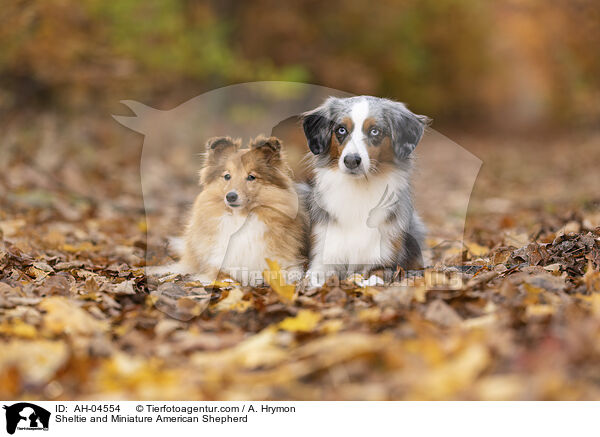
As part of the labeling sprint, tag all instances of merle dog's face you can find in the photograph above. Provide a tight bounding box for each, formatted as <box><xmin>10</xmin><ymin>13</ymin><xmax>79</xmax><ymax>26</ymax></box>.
<box><xmin>302</xmin><ymin>96</ymin><xmax>430</xmax><ymax>175</ymax></box>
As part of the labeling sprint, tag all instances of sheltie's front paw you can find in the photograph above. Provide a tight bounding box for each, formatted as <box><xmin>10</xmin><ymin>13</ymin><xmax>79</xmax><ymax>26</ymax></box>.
<box><xmin>190</xmin><ymin>274</ymin><xmax>216</xmax><ymax>286</ymax></box>
<box><xmin>284</xmin><ymin>266</ymin><xmax>304</xmax><ymax>285</ymax></box>
<box><xmin>297</xmin><ymin>269</ymin><xmax>326</xmax><ymax>294</ymax></box>
<box><xmin>145</xmin><ymin>263</ymin><xmax>187</xmax><ymax>277</ymax></box>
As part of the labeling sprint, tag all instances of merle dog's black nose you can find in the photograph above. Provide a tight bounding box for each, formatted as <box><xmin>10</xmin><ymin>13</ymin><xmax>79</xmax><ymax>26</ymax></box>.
<box><xmin>226</xmin><ymin>191</ymin><xmax>238</xmax><ymax>203</ymax></box>
<box><xmin>344</xmin><ymin>154</ymin><xmax>362</xmax><ymax>170</ymax></box>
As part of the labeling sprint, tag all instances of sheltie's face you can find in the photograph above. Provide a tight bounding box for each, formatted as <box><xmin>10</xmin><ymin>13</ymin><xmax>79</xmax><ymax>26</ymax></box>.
<box><xmin>199</xmin><ymin>136</ymin><xmax>292</xmax><ymax>212</ymax></box>
<box><xmin>302</xmin><ymin>96</ymin><xmax>430</xmax><ymax>176</ymax></box>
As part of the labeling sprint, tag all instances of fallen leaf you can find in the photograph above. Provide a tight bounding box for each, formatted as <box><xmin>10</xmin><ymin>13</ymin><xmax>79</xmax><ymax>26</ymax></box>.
<box><xmin>40</xmin><ymin>296</ymin><xmax>109</xmax><ymax>336</ymax></box>
<box><xmin>358</xmin><ymin>307</ymin><xmax>382</xmax><ymax>322</ymax></box>
<box><xmin>279</xmin><ymin>310</ymin><xmax>322</xmax><ymax>332</ymax></box>
<box><xmin>263</xmin><ymin>258</ymin><xmax>296</xmax><ymax>303</ymax></box>
<box><xmin>111</xmin><ymin>279</ymin><xmax>137</xmax><ymax>295</ymax></box>
<box><xmin>466</xmin><ymin>242</ymin><xmax>490</xmax><ymax>257</ymax></box>
<box><xmin>0</xmin><ymin>219</ymin><xmax>26</xmax><ymax>237</ymax></box>
<box><xmin>584</xmin><ymin>260</ymin><xmax>600</xmax><ymax>292</ymax></box>
<box><xmin>214</xmin><ymin>288</ymin><xmax>251</xmax><ymax>312</ymax></box>
<box><xmin>0</xmin><ymin>340</ymin><xmax>69</xmax><ymax>386</ymax></box>
<box><xmin>0</xmin><ymin>319</ymin><xmax>38</xmax><ymax>339</ymax></box>
<box><xmin>424</xmin><ymin>299</ymin><xmax>463</xmax><ymax>327</ymax></box>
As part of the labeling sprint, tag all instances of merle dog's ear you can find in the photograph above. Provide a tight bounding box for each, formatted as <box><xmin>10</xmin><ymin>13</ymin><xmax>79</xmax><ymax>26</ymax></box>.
<box><xmin>302</xmin><ymin>105</ymin><xmax>333</xmax><ymax>155</ymax></box>
<box><xmin>387</xmin><ymin>102</ymin><xmax>431</xmax><ymax>160</ymax></box>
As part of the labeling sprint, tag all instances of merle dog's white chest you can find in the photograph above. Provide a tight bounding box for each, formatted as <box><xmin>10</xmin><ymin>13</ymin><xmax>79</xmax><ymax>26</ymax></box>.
<box><xmin>312</xmin><ymin>168</ymin><xmax>410</xmax><ymax>266</ymax></box>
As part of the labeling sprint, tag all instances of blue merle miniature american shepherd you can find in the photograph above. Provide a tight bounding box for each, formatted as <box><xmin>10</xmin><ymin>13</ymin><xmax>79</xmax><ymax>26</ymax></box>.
<box><xmin>301</xmin><ymin>96</ymin><xmax>430</xmax><ymax>287</ymax></box>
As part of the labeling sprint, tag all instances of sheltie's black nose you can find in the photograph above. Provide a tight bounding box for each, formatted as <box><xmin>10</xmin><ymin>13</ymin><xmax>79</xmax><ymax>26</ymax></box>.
<box><xmin>226</xmin><ymin>191</ymin><xmax>238</xmax><ymax>203</ymax></box>
<box><xmin>343</xmin><ymin>154</ymin><xmax>362</xmax><ymax>170</ymax></box>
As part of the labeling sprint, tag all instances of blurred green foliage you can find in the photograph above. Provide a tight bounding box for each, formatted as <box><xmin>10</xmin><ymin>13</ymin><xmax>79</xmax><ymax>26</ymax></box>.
<box><xmin>0</xmin><ymin>0</ymin><xmax>598</xmax><ymax>126</ymax></box>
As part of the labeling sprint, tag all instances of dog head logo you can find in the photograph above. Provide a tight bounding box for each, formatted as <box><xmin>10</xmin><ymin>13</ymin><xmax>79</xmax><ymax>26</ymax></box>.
<box><xmin>113</xmin><ymin>82</ymin><xmax>481</xmax><ymax>318</ymax></box>
<box><xmin>3</xmin><ymin>403</ymin><xmax>50</xmax><ymax>434</ymax></box>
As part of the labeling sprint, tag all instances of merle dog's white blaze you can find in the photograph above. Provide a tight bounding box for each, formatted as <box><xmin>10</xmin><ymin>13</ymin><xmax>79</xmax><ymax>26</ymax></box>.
<box><xmin>338</xmin><ymin>99</ymin><xmax>370</xmax><ymax>173</ymax></box>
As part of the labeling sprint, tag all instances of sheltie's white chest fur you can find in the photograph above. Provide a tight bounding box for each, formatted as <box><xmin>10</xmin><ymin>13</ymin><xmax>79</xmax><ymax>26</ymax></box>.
<box><xmin>207</xmin><ymin>212</ymin><xmax>268</xmax><ymax>276</ymax></box>
<box><xmin>312</xmin><ymin>167</ymin><xmax>410</xmax><ymax>266</ymax></box>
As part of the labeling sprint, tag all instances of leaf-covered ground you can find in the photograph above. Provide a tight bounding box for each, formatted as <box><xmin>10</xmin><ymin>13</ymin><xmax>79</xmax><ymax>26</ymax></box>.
<box><xmin>1</xmin><ymin>116</ymin><xmax>600</xmax><ymax>400</ymax></box>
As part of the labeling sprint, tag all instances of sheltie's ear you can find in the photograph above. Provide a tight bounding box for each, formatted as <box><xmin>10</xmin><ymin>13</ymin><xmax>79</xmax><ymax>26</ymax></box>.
<box><xmin>249</xmin><ymin>136</ymin><xmax>282</xmax><ymax>164</ymax></box>
<box><xmin>200</xmin><ymin>137</ymin><xmax>239</xmax><ymax>185</ymax></box>
<box><xmin>205</xmin><ymin>136</ymin><xmax>238</xmax><ymax>163</ymax></box>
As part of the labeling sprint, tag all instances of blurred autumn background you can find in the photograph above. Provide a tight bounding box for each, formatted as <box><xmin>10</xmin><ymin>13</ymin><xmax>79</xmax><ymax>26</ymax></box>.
<box><xmin>1</xmin><ymin>0</ymin><xmax>600</xmax><ymax>401</ymax></box>
<box><xmin>2</xmin><ymin>0</ymin><xmax>600</xmax><ymax>125</ymax></box>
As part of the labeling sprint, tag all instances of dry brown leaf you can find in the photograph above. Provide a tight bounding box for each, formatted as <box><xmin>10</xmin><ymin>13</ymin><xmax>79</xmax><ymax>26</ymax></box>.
<box><xmin>425</xmin><ymin>299</ymin><xmax>463</xmax><ymax>327</ymax></box>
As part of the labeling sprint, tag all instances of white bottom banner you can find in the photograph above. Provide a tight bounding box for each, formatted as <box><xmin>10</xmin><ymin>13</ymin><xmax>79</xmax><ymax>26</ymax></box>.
<box><xmin>0</xmin><ymin>401</ymin><xmax>597</xmax><ymax>436</ymax></box>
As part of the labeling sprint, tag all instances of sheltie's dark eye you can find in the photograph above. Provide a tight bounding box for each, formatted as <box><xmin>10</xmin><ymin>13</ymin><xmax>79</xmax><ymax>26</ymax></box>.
<box><xmin>246</xmin><ymin>174</ymin><xmax>256</xmax><ymax>181</ymax></box>
<box><xmin>223</xmin><ymin>173</ymin><xmax>231</xmax><ymax>181</ymax></box>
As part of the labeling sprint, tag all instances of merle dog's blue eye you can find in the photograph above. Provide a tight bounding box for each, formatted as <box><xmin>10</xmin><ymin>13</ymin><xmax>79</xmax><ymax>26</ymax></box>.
<box><xmin>336</xmin><ymin>126</ymin><xmax>347</xmax><ymax>136</ymax></box>
<box><xmin>246</xmin><ymin>174</ymin><xmax>256</xmax><ymax>181</ymax></box>
<box><xmin>224</xmin><ymin>174</ymin><xmax>231</xmax><ymax>180</ymax></box>
<box><xmin>370</xmin><ymin>127</ymin><xmax>380</xmax><ymax>136</ymax></box>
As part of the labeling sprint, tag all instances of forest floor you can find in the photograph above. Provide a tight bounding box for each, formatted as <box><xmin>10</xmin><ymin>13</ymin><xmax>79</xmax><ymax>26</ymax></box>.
<box><xmin>1</xmin><ymin>114</ymin><xmax>600</xmax><ymax>400</ymax></box>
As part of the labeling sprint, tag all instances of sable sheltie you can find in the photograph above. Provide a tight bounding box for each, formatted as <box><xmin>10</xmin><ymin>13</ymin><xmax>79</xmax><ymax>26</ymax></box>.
<box><xmin>178</xmin><ymin>135</ymin><xmax>307</xmax><ymax>285</ymax></box>
<box><xmin>301</xmin><ymin>96</ymin><xmax>430</xmax><ymax>287</ymax></box>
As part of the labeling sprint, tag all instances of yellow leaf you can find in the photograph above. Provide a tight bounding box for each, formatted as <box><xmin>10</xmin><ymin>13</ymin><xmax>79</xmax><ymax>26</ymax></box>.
<box><xmin>279</xmin><ymin>310</ymin><xmax>322</xmax><ymax>332</ymax></box>
<box><xmin>214</xmin><ymin>288</ymin><xmax>251</xmax><ymax>312</ymax></box>
<box><xmin>191</xmin><ymin>327</ymin><xmax>286</xmax><ymax>369</ymax></box>
<box><xmin>414</xmin><ymin>343</ymin><xmax>490</xmax><ymax>399</ymax></box>
<box><xmin>475</xmin><ymin>375</ymin><xmax>523</xmax><ymax>401</ymax></box>
<box><xmin>413</xmin><ymin>285</ymin><xmax>428</xmax><ymax>303</ymax></box>
<box><xmin>137</xmin><ymin>218</ymin><xmax>148</xmax><ymax>232</ymax></box>
<box><xmin>445</xmin><ymin>246</ymin><xmax>464</xmax><ymax>256</ymax></box>
<box><xmin>358</xmin><ymin>307</ymin><xmax>381</xmax><ymax>322</ymax></box>
<box><xmin>189</xmin><ymin>278</ymin><xmax>238</xmax><ymax>288</ymax></box>
<box><xmin>0</xmin><ymin>340</ymin><xmax>68</xmax><ymax>386</ymax></box>
<box><xmin>584</xmin><ymin>260</ymin><xmax>600</xmax><ymax>292</ymax></box>
<box><xmin>525</xmin><ymin>304</ymin><xmax>555</xmax><ymax>318</ymax></box>
<box><xmin>362</xmin><ymin>286</ymin><xmax>381</xmax><ymax>297</ymax></box>
<box><xmin>577</xmin><ymin>293</ymin><xmax>600</xmax><ymax>316</ymax></box>
<box><xmin>320</xmin><ymin>319</ymin><xmax>344</xmax><ymax>334</ymax></box>
<box><xmin>263</xmin><ymin>258</ymin><xmax>296</xmax><ymax>302</ymax></box>
<box><xmin>466</xmin><ymin>242</ymin><xmax>489</xmax><ymax>257</ymax></box>
<box><xmin>523</xmin><ymin>283</ymin><xmax>544</xmax><ymax>305</ymax></box>
<box><xmin>61</xmin><ymin>242</ymin><xmax>99</xmax><ymax>253</ymax></box>
<box><xmin>95</xmin><ymin>353</ymin><xmax>184</xmax><ymax>398</ymax></box>
<box><xmin>0</xmin><ymin>319</ymin><xmax>38</xmax><ymax>339</ymax></box>
<box><xmin>209</xmin><ymin>280</ymin><xmax>239</xmax><ymax>288</ymax></box>
<box><xmin>40</xmin><ymin>296</ymin><xmax>109</xmax><ymax>336</ymax></box>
